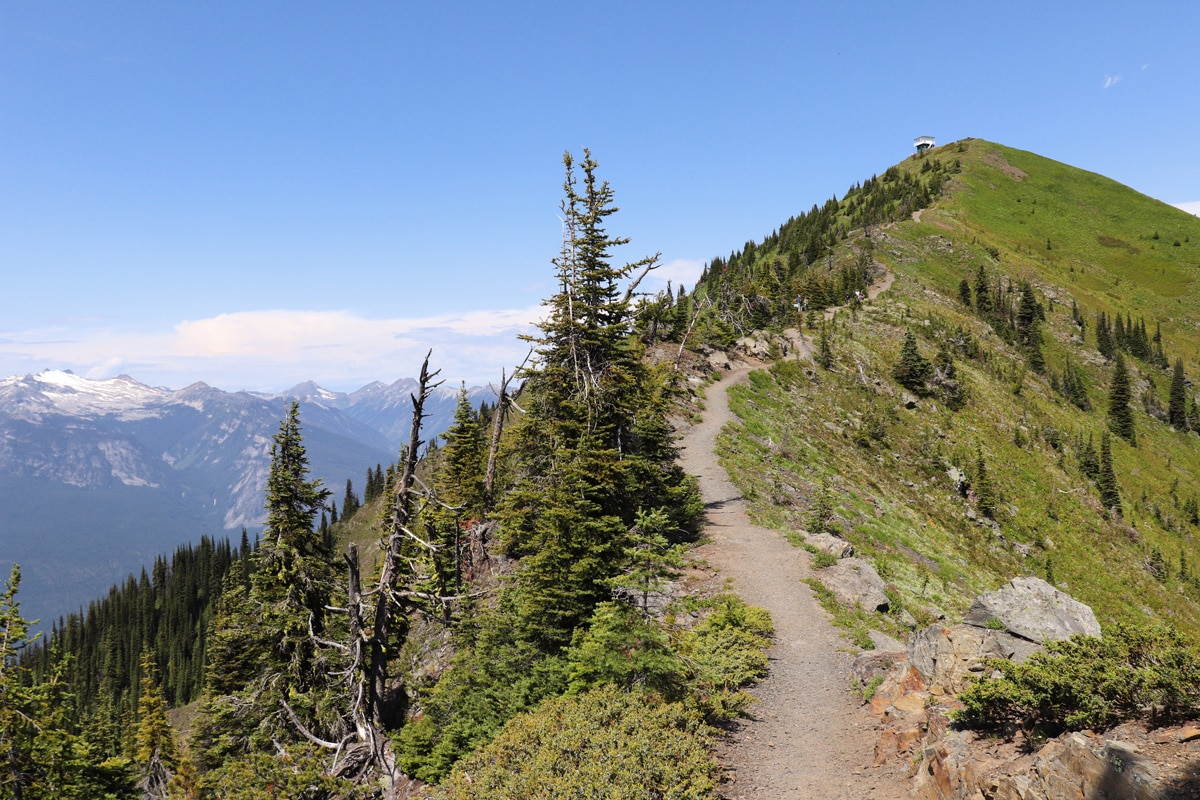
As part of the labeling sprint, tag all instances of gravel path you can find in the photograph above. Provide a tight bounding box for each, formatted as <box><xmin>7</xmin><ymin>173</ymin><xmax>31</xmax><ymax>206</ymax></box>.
<box><xmin>679</xmin><ymin>366</ymin><xmax>908</xmax><ymax>800</ymax></box>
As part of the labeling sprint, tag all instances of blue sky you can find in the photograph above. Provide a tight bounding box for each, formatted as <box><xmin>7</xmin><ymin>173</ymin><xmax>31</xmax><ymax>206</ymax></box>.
<box><xmin>3</xmin><ymin>1</ymin><xmax>1198</xmax><ymax>392</ymax></box>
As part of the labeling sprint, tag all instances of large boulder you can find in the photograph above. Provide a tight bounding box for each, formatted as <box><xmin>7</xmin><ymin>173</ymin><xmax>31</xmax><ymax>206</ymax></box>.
<box><xmin>818</xmin><ymin>557</ymin><xmax>890</xmax><ymax>613</ymax></box>
<box><xmin>907</xmin><ymin>623</ymin><xmax>1011</xmax><ymax>694</ymax></box>
<box><xmin>963</xmin><ymin>576</ymin><xmax>1101</xmax><ymax>644</ymax></box>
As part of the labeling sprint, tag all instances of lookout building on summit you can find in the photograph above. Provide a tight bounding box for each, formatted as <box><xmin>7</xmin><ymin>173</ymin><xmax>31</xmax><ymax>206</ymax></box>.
<box><xmin>914</xmin><ymin>136</ymin><xmax>936</xmax><ymax>154</ymax></box>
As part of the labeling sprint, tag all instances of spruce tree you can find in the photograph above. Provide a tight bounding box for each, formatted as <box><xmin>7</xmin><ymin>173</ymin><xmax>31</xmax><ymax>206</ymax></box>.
<box><xmin>1097</xmin><ymin>432</ymin><xmax>1121</xmax><ymax>514</ymax></box>
<box><xmin>191</xmin><ymin>402</ymin><xmax>344</xmax><ymax>772</ymax></box>
<box><xmin>815</xmin><ymin>324</ymin><xmax>834</xmax><ymax>370</ymax></box>
<box><xmin>1107</xmin><ymin>351</ymin><xmax>1136</xmax><ymax>445</ymax></box>
<box><xmin>342</xmin><ymin>478</ymin><xmax>359</xmax><ymax>519</ymax></box>
<box><xmin>1060</xmin><ymin>357</ymin><xmax>1091</xmax><ymax>411</ymax></box>
<box><xmin>133</xmin><ymin>650</ymin><xmax>176</xmax><ymax>799</ymax></box>
<box><xmin>975</xmin><ymin>449</ymin><xmax>997</xmax><ymax>520</ymax></box>
<box><xmin>1016</xmin><ymin>281</ymin><xmax>1044</xmax><ymax>373</ymax></box>
<box><xmin>1169</xmin><ymin>358</ymin><xmax>1189</xmax><ymax>431</ymax></box>
<box><xmin>440</xmin><ymin>384</ymin><xmax>486</xmax><ymax>512</ymax></box>
<box><xmin>438</xmin><ymin>150</ymin><xmax>700</xmax><ymax>674</ymax></box>
<box><xmin>894</xmin><ymin>329</ymin><xmax>933</xmax><ymax>393</ymax></box>
<box><xmin>1077</xmin><ymin>432</ymin><xmax>1099</xmax><ymax>480</ymax></box>
<box><xmin>974</xmin><ymin>264</ymin><xmax>993</xmax><ymax>316</ymax></box>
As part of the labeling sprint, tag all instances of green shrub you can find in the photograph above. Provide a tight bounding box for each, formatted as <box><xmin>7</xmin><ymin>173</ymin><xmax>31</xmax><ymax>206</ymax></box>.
<box><xmin>954</xmin><ymin>622</ymin><xmax>1200</xmax><ymax>738</ymax></box>
<box><xmin>427</xmin><ymin>686</ymin><xmax>717</xmax><ymax>800</ymax></box>
<box><xmin>566</xmin><ymin>602</ymin><xmax>687</xmax><ymax>696</ymax></box>
<box><xmin>811</xmin><ymin>551</ymin><xmax>838</xmax><ymax>569</ymax></box>
<box><xmin>677</xmin><ymin>594</ymin><xmax>773</xmax><ymax>722</ymax></box>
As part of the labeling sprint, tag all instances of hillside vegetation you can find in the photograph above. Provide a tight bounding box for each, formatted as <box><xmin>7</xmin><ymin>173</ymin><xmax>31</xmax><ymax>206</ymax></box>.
<box><xmin>4</xmin><ymin>140</ymin><xmax>1199</xmax><ymax>798</ymax></box>
<box><xmin>698</xmin><ymin>138</ymin><xmax>1200</xmax><ymax>636</ymax></box>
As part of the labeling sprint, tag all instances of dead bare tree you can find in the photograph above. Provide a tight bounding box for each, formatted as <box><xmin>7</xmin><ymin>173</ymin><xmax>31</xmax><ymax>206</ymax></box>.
<box><xmin>483</xmin><ymin>348</ymin><xmax>532</xmax><ymax>513</ymax></box>
<box><xmin>334</xmin><ymin>351</ymin><xmax>442</xmax><ymax>787</ymax></box>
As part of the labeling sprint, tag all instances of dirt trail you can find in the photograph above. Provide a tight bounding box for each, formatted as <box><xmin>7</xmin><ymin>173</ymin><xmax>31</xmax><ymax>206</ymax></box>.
<box><xmin>680</xmin><ymin>368</ymin><xmax>907</xmax><ymax>799</ymax></box>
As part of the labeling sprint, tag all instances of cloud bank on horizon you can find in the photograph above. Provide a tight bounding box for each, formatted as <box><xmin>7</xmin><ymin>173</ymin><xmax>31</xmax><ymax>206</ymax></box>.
<box><xmin>0</xmin><ymin>259</ymin><xmax>703</xmax><ymax>393</ymax></box>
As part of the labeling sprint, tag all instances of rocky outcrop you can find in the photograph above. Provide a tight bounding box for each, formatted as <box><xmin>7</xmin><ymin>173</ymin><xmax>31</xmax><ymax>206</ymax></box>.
<box><xmin>912</xmin><ymin>728</ymin><xmax>1167</xmax><ymax>800</ymax></box>
<box><xmin>963</xmin><ymin>576</ymin><xmax>1101</xmax><ymax>644</ymax></box>
<box><xmin>859</xmin><ymin>579</ymin><xmax>1199</xmax><ymax>800</ymax></box>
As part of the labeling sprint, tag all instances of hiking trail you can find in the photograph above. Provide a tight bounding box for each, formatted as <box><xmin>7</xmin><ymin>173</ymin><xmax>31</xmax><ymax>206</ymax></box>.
<box><xmin>678</xmin><ymin>269</ymin><xmax>908</xmax><ymax>799</ymax></box>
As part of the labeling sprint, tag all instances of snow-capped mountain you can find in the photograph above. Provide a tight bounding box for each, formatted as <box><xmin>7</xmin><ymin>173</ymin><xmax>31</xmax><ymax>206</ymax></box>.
<box><xmin>0</xmin><ymin>369</ymin><xmax>495</xmax><ymax>629</ymax></box>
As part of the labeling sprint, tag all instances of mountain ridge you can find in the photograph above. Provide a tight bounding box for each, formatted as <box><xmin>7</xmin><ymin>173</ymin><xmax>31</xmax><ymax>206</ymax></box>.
<box><xmin>0</xmin><ymin>367</ymin><xmax>497</xmax><ymax>628</ymax></box>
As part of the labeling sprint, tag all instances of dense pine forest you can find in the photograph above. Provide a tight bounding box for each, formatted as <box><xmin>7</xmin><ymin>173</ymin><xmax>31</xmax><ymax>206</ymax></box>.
<box><xmin>3</xmin><ymin>139</ymin><xmax>1200</xmax><ymax>798</ymax></box>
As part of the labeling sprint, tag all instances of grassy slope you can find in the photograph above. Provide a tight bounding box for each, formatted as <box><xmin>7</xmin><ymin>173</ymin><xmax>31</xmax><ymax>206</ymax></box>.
<box><xmin>716</xmin><ymin>138</ymin><xmax>1200</xmax><ymax>635</ymax></box>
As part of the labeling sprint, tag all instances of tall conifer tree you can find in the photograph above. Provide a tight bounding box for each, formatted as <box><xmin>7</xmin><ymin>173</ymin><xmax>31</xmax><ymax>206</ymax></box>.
<box><xmin>1098</xmin><ymin>432</ymin><xmax>1121</xmax><ymax>514</ymax></box>
<box><xmin>1107</xmin><ymin>351</ymin><xmax>1136</xmax><ymax>445</ymax></box>
<box><xmin>1169</xmin><ymin>358</ymin><xmax>1189</xmax><ymax>431</ymax></box>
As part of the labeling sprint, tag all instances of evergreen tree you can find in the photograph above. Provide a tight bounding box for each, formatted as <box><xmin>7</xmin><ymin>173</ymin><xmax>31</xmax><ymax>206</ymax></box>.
<box><xmin>815</xmin><ymin>324</ymin><xmax>834</xmax><ymax>370</ymax></box>
<box><xmin>342</xmin><ymin>478</ymin><xmax>359</xmax><ymax>519</ymax></box>
<box><xmin>973</xmin><ymin>264</ymin><xmax>993</xmax><ymax>316</ymax></box>
<box><xmin>399</xmin><ymin>153</ymin><xmax>703</xmax><ymax>778</ymax></box>
<box><xmin>190</xmin><ymin>402</ymin><xmax>344</xmax><ymax>771</ymax></box>
<box><xmin>0</xmin><ymin>565</ymin><xmax>38</xmax><ymax>796</ymax></box>
<box><xmin>0</xmin><ymin>567</ymin><xmax>134</xmax><ymax>799</ymax></box>
<box><xmin>1076</xmin><ymin>432</ymin><xmax>1099</xmax><ymax>480</ymax></box>
<box><xmin>1169</xmin><ymin>358</ymin><xmax>1189</xmax><ymax>431</ymax></box>
<box><xmin>1097</xmin><ymin>432</ymin><xmax>1121</xmax><ymax>514</ymax></box>
<box><xmin>975</xmin><ymin>449</ymin><xmax>997</xmax><ymax>520</ymax></box>
<box><xmin>504</xmin><ymin>150</ymin><xmax>700</xmax><ymax>631</ymax></box>
<box><xmin>1058</xmin><ymin>357</ymin><xmax>1092</xmax><ymax>411</ymax></box>
<box><xmin>1016</xmin><ymin>281</ymin><xmax>1044</xmax><ymax>373</ymax></box>
<box><xmin>133</xmin><ymin>650</ymin><xmax>176</xmax><ymax>800</ymax></box>
<box><xmin>958</xmin><ymin>277</ymin><xmax>972</xmax><ymax>306</ymax></box>
<box><xmin>893</xmin><ymin>329</ymin><xmax>933</xmax><ymax>393</ymax></box>
<box><xmin>1107</xmin><ymin>351</ymin><xmax>1136</xmax><ymax>445</ymax></box>
<box><xmin>440</xmin><ymin>384</ymin><xmax>486</xmax><ymax>513</ymax></box>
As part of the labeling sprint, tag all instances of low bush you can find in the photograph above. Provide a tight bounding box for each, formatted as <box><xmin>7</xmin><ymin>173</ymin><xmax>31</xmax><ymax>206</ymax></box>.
<box><xmin>427</xmin><ymin>685</ymin><xmax>718</xmax><ymax>800</ymax></box>
<box><xmin>954</xmin><ymin>622</ymin><xmax>1200</xmax><ymax>738</ymax></box>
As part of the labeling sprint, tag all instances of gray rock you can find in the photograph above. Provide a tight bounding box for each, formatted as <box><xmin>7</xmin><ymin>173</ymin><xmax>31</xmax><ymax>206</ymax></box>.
<box><xmin>963</xmin><ymin>576</ymin><xmax>1101</xmax><ymax>644</ymax></box>
<box><xmin>946</xmin><ymin>466</ymin><xmax>967</xmax><ymax>494</ymax></box>
<box><xmin>819</xmin><ymin>557</ymin><xmax>890</xmax><ymax>613</ymax></box>
<box><xmin>867</xmin><ymin>630</ymin><xmax>907</xmax><ymax>653</ymax></box>
<box><xmin>735</xmin><ymin>336</ymin><xmax>771</xmax><ymax>358</ymax></box>
<box><xmin>805</xmin><ymin>531</ymin><xmax>855</xmax><ymax>558</ymax></box>
<box><xmin>908</xmin><ymin>623</ymin><xmax>1012</xmax><ymax>694</ymax></box>
<box><xmin>852</xmin><ymin>650</ymin><xmax>907</xmax><ymax>686</ymax></box>
<box><xmin>707</xmin><ymin>350</ymin><xmax>731</xmax><ymax>371</ymax></box>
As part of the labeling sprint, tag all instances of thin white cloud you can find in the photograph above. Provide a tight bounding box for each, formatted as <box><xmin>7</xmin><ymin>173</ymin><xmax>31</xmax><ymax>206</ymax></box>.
<box><xmin>1176</xmin><ymin>201</ymin><xmax>1200</xmax><ymax>217</ymax></box>
<box><xmin>1103</xmin><ymin>74</ymin><xmax>1121</xmax><ymax>89</ymax></box>
<box><xmin>0</xmin><ymin>306</ymin><xmax>547</xmax><ymax>391</ymax></box>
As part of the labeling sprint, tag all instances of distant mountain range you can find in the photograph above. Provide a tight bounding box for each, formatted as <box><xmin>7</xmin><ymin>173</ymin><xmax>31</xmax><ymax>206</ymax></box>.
<box><xmin>0</xmin><ymin>369</ymin><xmax>496</xmax><ymax>628</ymax></box>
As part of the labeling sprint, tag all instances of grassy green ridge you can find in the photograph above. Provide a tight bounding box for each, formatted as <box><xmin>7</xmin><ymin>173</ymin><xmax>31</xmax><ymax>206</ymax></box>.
<box><xmin>714</xmin><ymin>139</ymin><xmax>1200</xmax><ymax>637</ymax></box>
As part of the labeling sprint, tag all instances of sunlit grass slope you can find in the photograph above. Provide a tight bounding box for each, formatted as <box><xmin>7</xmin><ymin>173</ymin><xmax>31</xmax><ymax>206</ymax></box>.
<box><xmin>716</xmin><ymin>138</ymin><xmax>1200</xmax><ymax>636</ymax></box>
